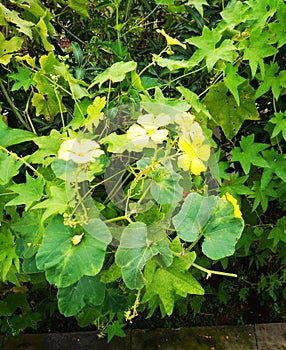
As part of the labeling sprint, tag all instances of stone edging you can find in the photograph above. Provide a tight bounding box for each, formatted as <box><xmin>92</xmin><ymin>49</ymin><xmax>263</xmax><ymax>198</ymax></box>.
<box><xmin>2</xmin><ymin>323</ymin><xmax>286</xmax><ymax>350</ymax></box>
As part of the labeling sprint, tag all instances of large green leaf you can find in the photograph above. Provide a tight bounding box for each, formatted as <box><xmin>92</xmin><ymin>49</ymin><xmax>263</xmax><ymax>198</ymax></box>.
<box><xmin>172</xmin><ymin>193</ymin><xmax>244</xmax><ymax>260</ymax></box>
<box><xmin>0</xmin><ymin>119</ymin><xmax>37</xmax><ymax>147</ymax></box>
<box><xmin>58</xmin><ymin>275</ymin><xmax>105</xmax><ymax>317</ymax></box>
<box><xmin>36</xmin><ymin>216</ymin><xmax>112</xmax><ymax>288</ymax></box>
<box><xmin>142</xmin><ymin>255</ymin><xmax>204</xmax><ymax>316</ymax></box>
<box><xmin>115</xmin><ymin>222</ymin><xmax>173</xmax><ymax>289</ymax></box>
<box><xmin>198</xmin><ymin>81</ymin><xmax>259</xmax><ymax>139</ymax></box>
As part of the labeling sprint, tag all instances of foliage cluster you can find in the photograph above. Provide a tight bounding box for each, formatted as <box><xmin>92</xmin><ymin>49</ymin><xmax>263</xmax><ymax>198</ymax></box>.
<box><xmin>0</xmin><ymin>0</ymin><xmax>286</xmax><ymax>341</ymax></box>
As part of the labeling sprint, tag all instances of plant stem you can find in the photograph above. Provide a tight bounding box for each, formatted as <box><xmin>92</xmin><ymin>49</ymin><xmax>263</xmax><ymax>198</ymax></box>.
<box><xmin>0</xmin><ymin>80</ymin><xmax>31</xmax><ymax>131</ymax></box>
<box><xmin>191</xmin><ymin>262</ymin><xmax>237</xmax><ymax>278</ymax></box>
<box><xmin>0</xmin><ymin>146</ymin><xmax>43</xmax><ymax>178</ymax></box>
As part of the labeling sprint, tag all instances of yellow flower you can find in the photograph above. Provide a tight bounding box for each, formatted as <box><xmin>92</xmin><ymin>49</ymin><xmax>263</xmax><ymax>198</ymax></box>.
<box><xmin>177</xmin><ymin>122</ymin><xmax>210</xmax><ymax>175</ymax></box>
<box><xmin>127</xmin><ymin>113</ymin><xmax>169</xmax><ymax>148</ymax></box>
<box><xmin>174</xmin><ymin>112</ymin><xmax>195</xmax><ymax>135</ymax></box>
<box><xmin>58</xmin><ymin>138</ymin><xmax>104</xmax><ymax>164</ymax></box>
<box><xmin>157</xmin><ymin>29</ymin><xmax>187</xmax><ymax>50</ymax></box>
<box><xmin>222</xmin><ymin>192</ymin><xmax>243</xmax><ymax>219</ymax></box>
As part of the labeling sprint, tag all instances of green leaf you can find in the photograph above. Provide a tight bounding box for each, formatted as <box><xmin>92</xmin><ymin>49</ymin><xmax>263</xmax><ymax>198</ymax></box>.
<box><xmin>187</xmin><ymin>26</ymin><xmax>236</xmax><ymax>71</ymax></box>
<box><xmin>246</xmin><ymin>0</ymin><xmax>280</xmax><ymax>30</ymax></box>
<box><xmin>268</xmin><ymin>217</ymin><xmax>286</xmax><ymax>247</ymax></box>
<box><xmin>84</xmin><ymin>96</ymin><xmax>106</xmax><ymax>131</ymax></box>
<box><xmin>105</xmin><ymin>320</ymin><xmax>126</xmax><ymax>343</ymax></box>
<box><xmin>177</xmin><ymin>86</ymin><xmax>211</xmax><ymax>119</ymax></box>
<box><xmin>70</xmin><ymin>42</ymin><xmax>83</xmax><ymax>65</ymax></box>
<box><xmin>9</xmin><ymin>67</ymin><xmax>35</xmax><ymax>91</ymax></box>
<box><xmin>0</xmin><ymin>32</ymin><xmax>23</xmax><ymax>65</ymax></box>
<box><xmin>230</xmin><ymin>134</ymin><xmax>269</xmax><ymax>174</ymax></box>
<box><xmin>219</xmin><ymin>1</ymin><xmax>249</xmax><ymax>31</ymax></box>
<box><xmin>199</xmin><ymin>81</ymin><xmax>259</xmax><ymax>139</ymax></box>
<box><xmin>142</xmin><ymin>256</ymin><xmax>204</xmax><ymax>316</ymax></box>
<box><xmin>58</xmin><ymin>275</ymin><xmax>105</xmax><ymax>317</ymax></box>
<box><xmin>268</xmin><ymin>112</ymin><xmax>286</xmax><ymax>140</ymax></box>
<box><xmin>34</xmin><ymin>17</ymin><xmax>54</xmax><ymax>51</ymax></box>
<box><xmin>51</xmin><ymin>157</ymin><xmax>108</xmax><ymax>182</ymax></box>
<box><xmin>185</xmin><ymin>0</ymin><xmax>209</xmax><ymax>17</ymax></box>
<box><xmin>0</xmin><ymin>229</ymin><xmax>20</xmax><ymax>281</ymax></box>
<box><xmin>172</xmin><ymin>193</ymin><xmax>244</xmax><ymax>260</ymax></box>
<box><xmin>12</xmin><ymin>210</ymin><xmax>44</xmax><ymax>259</ymax></box>
<box><xmin>32</xmin><ymin>185</ymin><xmax>70</xmax><ymax>222</ymax></box>
<box><xmin>92</xmin><ymin>61</ymin><xmax>137</xmax><ymax>88</ymax></box>
<box><xmin>6</xmin><ymin>173</ymin><xmax>44</xmax><ymax>210</ymax></box>
<box><xmin>0</xmin><ymin>4</ymin><xmax>33</xmax><ymax>38</ymax></box>
<box><xmin>27</xmin><ymin>130</ymin><xmax>65</xmax><ymax>166</ymax></box>
<box><xmin>239</xmin><ymin>29</ymin><xmax>278</xmax><ymax>78</ymax></box>
<box><xmin>223</xmin><ymin>63</ymin><xmax>246</xmax><ymax>106</ymax></box>
<box><xmin>154</xmin><ymin>55</ymin><xmax>196</xmax><ymax>71</ymax></box>
<box><xmin>149</xmin><ymin>164</ymin><xmax>183</xmax><ymax>205</ymax></box>
<box><xmin>68</xmin><ymin>0</ymin><xmax>90</xmax><ymax>18</ymax></box>
<box><xmin>255</xmin><ymin>62</ymin><xmax>286</xmax><ymax>100</ymax></box>
<box><xmin>36</xmin><ymin>216</ymin><xmax>112</xmax><ymax>288</ymax></box>
<box><xmin>31</xmin><ymin>92</ymin><xmax>60</xmax><ymax>122</ymax></box>
<box><xmin>0</xmin><ymin>151</ymin><xmax>22</xmax><ymax>185</ymax></box>
<box><xmin>220</xmin><ymin>173</ymin><xmax>253</xmax><ymax>197</ymax></box>
<box><xmin>141</xmin><ymin>86</ymin><xmax>190</xmax><ymax>115</ymax></box>
<box><xmin>261</xmin><ymin>149</ymin><xmax>286</xmax><ymax>188</ymax></box>
<box><xmin>0</xmin><ymin>120</ymin><xmax>37</xmax><ymax>147</ymax></box>
<box><xmin>249</xmin><ymin>180</ymin><xmax>277</xmax><ymax>212</ymax></box>
<box><xmin>115</xmin><ymin>222</ymin><xmax>173</xmax><ymax>289</ymax></box>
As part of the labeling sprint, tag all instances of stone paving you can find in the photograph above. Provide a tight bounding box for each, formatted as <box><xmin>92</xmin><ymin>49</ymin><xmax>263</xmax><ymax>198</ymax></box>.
<box><xmin>2</xmin><ymin>324</ymin><xmax>286</xmax><ymax>350</ymax></box>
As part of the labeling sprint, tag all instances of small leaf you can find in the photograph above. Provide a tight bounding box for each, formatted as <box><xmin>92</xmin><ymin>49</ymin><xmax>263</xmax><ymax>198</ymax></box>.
<box><xmin>268</xmin><ymin>217</ymin><xmax>286</xmax><ymax>247</ymax></box>
<box><xmin>6</xmin><ymin>173</ymin><xmax>44</xmax><ymax>211</ymax></box>
<box><xmin>70</xmin><ymin>42</ymin><xmax>83</xmax><ymax>65</ymax></box>
<box><xmin>223</xmin><ymin>63</ymin><xmax>245</xmax><ymax>106</ymax></box>
<box><xmin>177</xmin><ymin>86</ymin><xmax>211</xmax><ymax>119</ymax></box>
<box><xmin>32</xmin><ymin>185</ymin><xmax>70</xmax><ymax>222</ymax></box>
<box><xmin>230</xmin><ymin>134</ymin><xmax>269</xmax><ymax>174</ymax></box>
<box><xmin>0</xmin><ymin>32</ymin><xmax>23</xmax><ymax>65</ymax></box>
<box><xmin>142</xmin><ymin>257</ymin><xmax>204</xmax><ymax>316</ymax></box>
<box><xmin>34</xmin><ymin>17</ymin><xmax>54</xmax><ymax>51</ymax></box>
<box><xmin>187</xmin><ymin>27</ymin><xmax>236</xmax><ymax>71</ymax></box>
<box><xmin>105</xmin><ymin>320</ymin><xmax>126</xmax><ymax>343</ymax></box>
<box><xmin>68</xmin><ymin>0</ymin><xmax>90</xmax><ymax>18</ymax></box>
<box><xmin>185</xmin><ymin>0</ymin><xmax>209</xmax><ymax>17</ymax></box>
<box><xmin>9</xmin><ymin>67</ymin><xmax>35</xmax><ymax>91</ymax></box>
<box><xmin>92</xmin><ymin>61</ymin><xmax>137</xmax><ymax>88</ymax></box>
<box><xmin>0</xmin><ymin>229</ymin><xmax>20</xmax><ymax>281</ymax></box>
<box><xmin>0</xmin><ymin>151</ymin><xmax>22</xmax><ymax>185</ymax></box>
